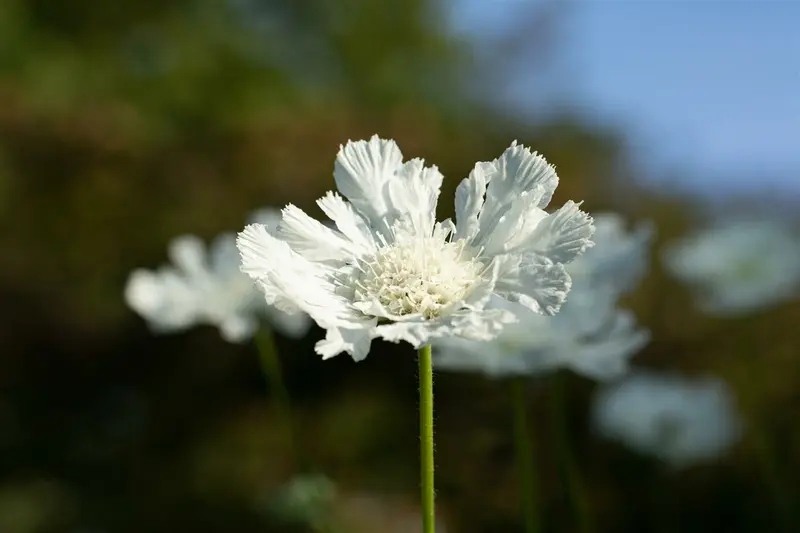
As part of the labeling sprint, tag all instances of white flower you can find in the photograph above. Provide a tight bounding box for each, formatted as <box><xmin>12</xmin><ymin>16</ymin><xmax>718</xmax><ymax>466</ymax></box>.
<box><xmin>263</xmin><ymin>474</ymin><xmax>337</xmax><ymax>526</ymax></box>
<box><xmin>592</xmin><ymin>372</ymin><xmax>742</xmax><ymax>467</ymax></box>
<box><xmin>125</xmin><ymin>209</ymin><xmax>311</xmax><ymax>342</ymax></box>
<box><xmin>434</xmin><ymin>214</ymin><xmax>651</xmax><ymax>380</ymax></box>
<box><xmin>569</xmin><ymin>213</ymin><xmax>653</xmax><ymax>294</ymax></box>
<box><xmin>663</xmin><ymin>218</ymin><xmax>800</xmax><ymax>315</ymax></box>
<box><xmin>237</xmin><ymin>136</ymin><xmax>595</xmax><ymax>361</ymax></box>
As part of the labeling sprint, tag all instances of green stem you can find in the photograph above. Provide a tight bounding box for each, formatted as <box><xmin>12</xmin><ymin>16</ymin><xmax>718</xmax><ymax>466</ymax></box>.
<box><xmin>255</xmin><ymin>328</ymin><xmax>299</xmax><ymax>468</ymax></box>
<box><xmin>511</xmin><ymin>378</ymin><xmax>539</xmax><ymax>533</ymax></box>
<box><xmin>550</xmin><ymin>372</ymin><xmax>593</xmax><ymax>533</ymax></box>
<box><xmin>418</xmin><ymin>345</ymin><xmax>436</xmax><ymax>533</ymax></box>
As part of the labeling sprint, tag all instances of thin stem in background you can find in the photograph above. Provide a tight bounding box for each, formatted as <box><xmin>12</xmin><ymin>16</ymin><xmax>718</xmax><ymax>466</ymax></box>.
<box><xmin>550</xmin><ymin>371</ymin><xmax>593</xmax><ymax>533</ymax></box>
<box><xmin>751</xmin><ymin>420</ymin><xmax>793</xmax><ymax>532</ymax></box>
<box><xmin>255</xmin><ymin>328</ymin><xmax>300</xmax><ymax>468</ymax></box>
<box><xmin>649</xmin><ymin>466</ymin><xmax>675</xmax><ymax>533</ymax></box>
<box><xmin>418</xmin><ymin>344</ymin><xmax>436</xmax><ymax>533</ymax></box>
<box><xmin>511</xmin><ymin>377</ymin><xmax>540</xmax><ymax>533</ymax></box>
<box><xmin>743</xmin><ymin>327</ymin><xmax>794</xmax><ymax>532</ymax></box>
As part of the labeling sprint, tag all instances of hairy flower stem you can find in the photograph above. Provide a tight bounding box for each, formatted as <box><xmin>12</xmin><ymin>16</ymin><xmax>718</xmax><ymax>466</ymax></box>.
<box><xmin>255</xmin><ymin>329</ymin><xmax>301</xmax><ymax>469</ymax></box>
<box><xmin>550</xmin><ymin>372</ymin><xmax>593</xmax><ymax>533</ymax></box>
<box><xmin>418</xmin><ymin>344</ymin><xmax>436</xmax><ymax>533</ymax></box>
<box><xmin>511</xmin><ymin>378</ymin><xmax>540</xmax><ymax>533</ymax></box>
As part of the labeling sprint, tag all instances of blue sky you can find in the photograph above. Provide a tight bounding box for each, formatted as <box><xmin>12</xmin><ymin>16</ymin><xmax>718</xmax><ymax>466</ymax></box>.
<box><xmin>449</xmin><ymin>1</ymin><xmax>800</xmax><ymax>194</ymax></box>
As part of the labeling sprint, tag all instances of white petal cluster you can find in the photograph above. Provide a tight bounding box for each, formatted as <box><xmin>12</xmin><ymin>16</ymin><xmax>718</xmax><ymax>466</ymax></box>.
<box><xmin>237</xmin><ymin>136</ymin><xmax>595</xmax><ymax>361</ymax></box>
<box><xmin>663</xmin><ymin>218</ymin><xmax>800</xmax><ymax>315</ymax></box>
<box><xmin>434</xmin><ymin>214</ymin><xmax>651</xmax><ymax>380</ymax></box>
<box><xmin>592</xmin><ymin>372</ymin><xmax>742</xmax><ymax>467</ymax></box>
<box><xmin>124</xmin><ymin>209</ymin><xmax>311</xmax><ymax>342</ymax></box>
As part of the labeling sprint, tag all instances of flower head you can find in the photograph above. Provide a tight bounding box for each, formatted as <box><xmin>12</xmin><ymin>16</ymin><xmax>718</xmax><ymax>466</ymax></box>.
<box><xmin>434</xmin><ymin>214</ymin><xmax>651</xmax><ymax>379</ymax></box>
<box><xmin>592</xmin><ymin>372</ymin><xmax>742</xmax><ymax>467</ymax></box>
<box><xmin>238</xmin><ymin>136</ymin><xmax>595</xmax><ymax>361</ymax></box>
<box><xmin>663</xmin><ymin>218</ymin><xmax>800</xmax><ymax>315</ymax></box>
<box><xmin>125</xmin><ymin>209</ymin><xmax>311</xmax><ymax>342</ymax></box>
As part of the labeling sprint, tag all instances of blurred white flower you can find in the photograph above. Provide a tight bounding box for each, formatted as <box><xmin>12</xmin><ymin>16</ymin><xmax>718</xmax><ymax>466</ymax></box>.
<box><xmin>663</xmin><ymin>218</ymin><xmax>800</xmax><ymax>315</ymax></box>
<box><xmin>568</xmin><ymin>213</ymin><xmax>653</xmax><ymax>294</ymax></box>
<box><xmin>592</xmin><ymin>372</ymin><xmax>742</xmax><ymax>467</ymax></box>
<box><xmin>124</xmin><ymin>209</ymin><xmax>311</xmax><ymax>342</ymax></box>
<box><xmin>264</xmin><ymin>474</ymin><xmax>337</xmax><ymax>528</ymax></box>
<box><xmin>263</xmin><ymin>476</ymin><xmax>449</xmax><ymax>533</ymax></box>
<box><xmin>434</xmin><ymin>214</ymin><xmax>651</xmax><ymax>380</ymax></box>
<box><xmin>237</xmin><ymin>136</ymin><xmax>595</xmax><ymax>361</ymax></box>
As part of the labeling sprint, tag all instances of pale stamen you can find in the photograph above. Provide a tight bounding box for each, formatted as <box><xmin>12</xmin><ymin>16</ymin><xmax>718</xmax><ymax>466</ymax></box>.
<box><xmin>352</xmin><ymin>234</ymin><xmax>484</xmax><ymax>320</ymax></box>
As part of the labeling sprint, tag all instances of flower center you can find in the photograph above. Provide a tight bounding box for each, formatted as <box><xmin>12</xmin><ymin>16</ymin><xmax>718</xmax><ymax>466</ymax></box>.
<box><xmin>353</xmin><ymin>235</ymin><xmax>484</xmax><ymax>320</ymax></box>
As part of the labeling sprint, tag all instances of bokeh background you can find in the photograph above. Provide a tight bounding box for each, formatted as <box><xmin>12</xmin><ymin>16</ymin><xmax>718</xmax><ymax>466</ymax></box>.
<box><xmin>1</xmin><ymin>0</ymin><xmax>798</xmax><ymax>532</ymax></box>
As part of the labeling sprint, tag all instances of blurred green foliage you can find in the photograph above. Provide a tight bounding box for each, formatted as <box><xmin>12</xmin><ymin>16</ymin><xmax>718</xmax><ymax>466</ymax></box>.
<box><xmin>0</xmin><ymin>0</ymin><xmax>798</xmax><ymax>532</ymax></box>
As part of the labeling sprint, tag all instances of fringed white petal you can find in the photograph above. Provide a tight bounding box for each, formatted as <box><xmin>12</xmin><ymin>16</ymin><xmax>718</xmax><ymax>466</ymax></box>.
<box><xmin>315</xmin><ymin>326</ymin><xmax>375</xmax><ymax>361</ymax></box>
<box><xmin>493</xmin><ymin>255</ymin><xmax>572</xmax><ymax>316</ymax></box>
<box><xmin>454</xmin><ymin>162</ymin><xmax>490</xmax><ymax>242</ymax></box>
<box><xmin>478</xmin><ymin>142</ymin><xmax>559</xmax><ymax>228</ymax></box>
<box><xmin>516</xmin><ymin>200</ymin><xmax>595</xmax><ymax>263</ymax></box>
<box><xmin>385</xmin><ymin>158</ymin><xmax>444</xmax><ymax>235</ymax></box>
<box><xmin>333</xmin><ymin>135</ymin><xmax>404</xmax><ymax>226</ymax></box>
<box><xmin>237</xmin><ymin>223</ymin><xmax>368</xmax><ymax>328</ymax></box>
<box><xmin>278</xmin><ymin>204</ymin><xmax>358</xmax><ymax>264</ymax></box>
<box><xmin>316</xmin><ymin>191</ymin><xmax>376</xmax><ymax>252</ymax></box>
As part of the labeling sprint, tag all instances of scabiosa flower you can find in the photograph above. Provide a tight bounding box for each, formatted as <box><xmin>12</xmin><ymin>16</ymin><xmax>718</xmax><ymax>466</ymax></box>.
<box><xmin>592</xmin><ymin>372</ymin><xmax>742</xmax><ymax>467</ymax></box>
<box><xmin>663</xmin><ymin>218</ymin><xmax>800</xmax><ymax>315</ymax></box>
<box><xmin>434</xmin><ymin>214</ymin><xmax>652</xmax><ymax>380</ymax></box>
<box><xmin>125</xmin><ymin>209</ymin><xmax>311</xmax><ymax>342</ymax></box>
<box><xmin>237</xmin><ymin>136</ymin><xmax>595</xmax><ymax>361</ymax></box>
